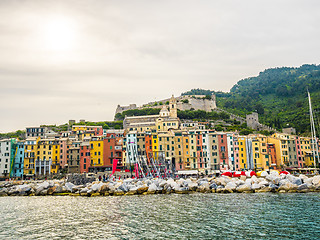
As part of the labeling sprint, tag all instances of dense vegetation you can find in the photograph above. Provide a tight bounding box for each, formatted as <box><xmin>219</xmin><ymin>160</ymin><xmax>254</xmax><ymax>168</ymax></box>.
<box><xmin>0</xmin><ymin>130</ymin><xmax>25</xmax><ymax>140</ymax></box>
<box><xmin>177</xmin><ymin>109</ymin><xmax>230</xmax><ymax>120</ymax></box>
<box><xmin>115</xmin><ymin>108</ymin><xmax>161</xmax><ymax>120</ymax></box>
<box><xmin>217</xmin><ymin>64</ymin><xmax>320</xmax><ymax>134</ymax></box>
<box><xmin>72</xmin><ymin>121</ymin><xmax>123</xmax><ymax>130</ymax></box>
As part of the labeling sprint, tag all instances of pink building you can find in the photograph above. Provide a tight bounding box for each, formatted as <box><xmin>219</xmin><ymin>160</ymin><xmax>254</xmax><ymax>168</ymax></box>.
<box><xmin>59</xmin><ymin>138</ymin><xmax>71</xmax><ymax>168</ymax></box>
<box><xmin>295</xmin><ymin>136</ymin><xmax>304</xmax><ymax>168</ymax></box>
<box><xmin>217</xmin><ymin>133</ymin><xmax>229</xmax><ymax>171</ymax></box>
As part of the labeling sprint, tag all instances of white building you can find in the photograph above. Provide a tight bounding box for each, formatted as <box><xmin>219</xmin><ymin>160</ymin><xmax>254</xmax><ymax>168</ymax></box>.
<box><xmin>0</xmin><ymin>139</ymin><xmax>14</xmax><ymax>177</ymax></box>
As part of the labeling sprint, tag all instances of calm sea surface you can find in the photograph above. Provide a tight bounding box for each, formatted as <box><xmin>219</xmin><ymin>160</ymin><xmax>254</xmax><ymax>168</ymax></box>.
<box><xmin>0</xmin><ymin>193</ymin><xmax>319</xmax><ymax>239</ymax></box>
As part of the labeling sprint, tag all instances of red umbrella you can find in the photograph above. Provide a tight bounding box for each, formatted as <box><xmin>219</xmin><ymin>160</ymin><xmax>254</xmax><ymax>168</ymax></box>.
<box><xmin>280</xmin><ymin>170</ymin><xmax>290</xmax><ymax>175</ymax></box>
<box><xmin>222</xmin><ymin>172</ymin><xmax>232</xmax><ymax>177</ymax></box>
<box><xmin>240</xmin><ymin>171</ymin><xmax>246</xmax><ymax>176</ymax></box>
<box><xmin>250</xmin><ymin>171</ymin><xmax>257</xmax><ymax>177</ymax></box>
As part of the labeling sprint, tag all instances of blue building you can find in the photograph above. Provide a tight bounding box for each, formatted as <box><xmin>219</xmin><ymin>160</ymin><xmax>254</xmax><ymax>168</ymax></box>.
<box><xmin>11</xmin><ymin>141</ymin><xmax>24</xmax><ymax>178</ymax></box>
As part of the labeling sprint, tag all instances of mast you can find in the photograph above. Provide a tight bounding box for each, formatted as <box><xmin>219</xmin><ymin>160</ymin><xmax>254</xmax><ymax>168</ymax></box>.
<box><xmin>307</xmin><ymin>90</ymin><xmax>319</xmax><ymax>170</ymax></box>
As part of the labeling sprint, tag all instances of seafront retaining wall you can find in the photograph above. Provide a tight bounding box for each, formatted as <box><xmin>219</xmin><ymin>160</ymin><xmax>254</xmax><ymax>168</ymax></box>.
<box><xmin>1</xmin><ymin>173</ymin><xmax>320</xmax><ymax>196</ymax></box>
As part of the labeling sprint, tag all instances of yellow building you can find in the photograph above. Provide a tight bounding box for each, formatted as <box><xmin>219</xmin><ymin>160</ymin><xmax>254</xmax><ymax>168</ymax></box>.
<box><xmin>152</xmin><ymin>133</ymin><xmax>159</xmax><ymax>156</ymax></box>
<box><xmin>72</xmin><ymin>125</ymin><xmax>103</xmax><ymax>140</ymax></box>
<box><xmin>174</xmin><ymin>132</ymin><xmax>184</xmax><ymax>170</ymax></box>
<box><xmin>268</xmin><ymin>133</ymin><xmax>290</xmax><ymax>168</ymax></box>
<box><xmin>90</xmin><ymin>136</ymin><xmax>104</xmax><ymax>167</ymax></box>
<box><xmin>189</xmin><ymin>132</ymin><xmax>197</xmax><ymax>169</ymax></box>
<box><xmin>23</xmin><ymin>137</ymin><xmax>38</xmax><ymax>176</ymax></box>
<box><xmin>238</xmin><ymin>136</ymin><xmax>247</xmax><ymax>169</ymax></box>
<box><xmin>256</xmin><ymin>135</ymin><xmax>269</xmax><ymax>170</ymax></box>
<box><xmin>182</xmin><ymin>133</ymin><xmax>191</xmax><ymax>170</ymax></box>
<box><xmin>300</xmin><ymin>137</ymin><xmax>314</xmax><ymax>167</ymax></box>
<box><xmin>36</xmin><ymin>138</ymin><xmax>60</xmax><ymax>175</ymax></box>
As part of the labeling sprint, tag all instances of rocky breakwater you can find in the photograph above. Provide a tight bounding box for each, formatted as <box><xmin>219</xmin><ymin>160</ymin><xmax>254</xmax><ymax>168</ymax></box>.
<box><xmin>1</xmin><ymin>172</ymin><xmax>320</xmax><ymax>197</ymax></box>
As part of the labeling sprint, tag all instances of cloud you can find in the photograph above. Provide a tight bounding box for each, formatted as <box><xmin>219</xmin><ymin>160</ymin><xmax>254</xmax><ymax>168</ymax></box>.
<box><xmin>0</xmin><ymin>0</ymin><xmax>320</xmax><ymax>132</ymax></box>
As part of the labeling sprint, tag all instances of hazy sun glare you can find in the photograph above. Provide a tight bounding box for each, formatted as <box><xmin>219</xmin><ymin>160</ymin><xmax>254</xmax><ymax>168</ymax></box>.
<box><xmin>43</xmin><ymin>18</ymin><xmax>76</xmax><ymax>51</ymax></box>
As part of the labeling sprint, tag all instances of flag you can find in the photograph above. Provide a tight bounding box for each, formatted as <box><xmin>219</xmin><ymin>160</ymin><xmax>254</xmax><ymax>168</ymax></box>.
<box><xmin>112</xmin><ymin>159</ymin><xmax>118</xmax><ymax>174</ymax></box>
<box><xmin>134</xmin><ymin>163</ymin><xmax>139</xmax><ymax>178</ymax></box>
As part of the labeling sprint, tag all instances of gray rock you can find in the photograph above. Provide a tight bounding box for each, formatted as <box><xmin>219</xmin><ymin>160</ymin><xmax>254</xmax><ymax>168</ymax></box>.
<box><xmin>118</xmin><ymin>184</ymin><xmax>129</xmax><ymax>192</ymax></box>
<box><xmin>209</xmin><ymin>182</ymin><xmax>217</xmax><ymax>189</ymax></box>
<box><xmin>166</xmin><ymin>186</ymin><xmax>172</xmax><ymax>194</ymax></box>
<box><xmin>269</xmin><ymin>183</ymin><xmax>279</xmax><ymax>190</ymax></box>
<box><xmin>65</xmin><ymin>182</ymin><xmax>75</xmax><ymax>192</ymax></box>
<box><xmin>148</xmin><ymin>183</ymin><xmax>158</xmax><ymax>193</ymax></box>
<box><xmin>80</xmin><ymin>187</ymin><xmax>89</xmax><ymax>194</ymax></box>
<box><xmin>286</xmin><ymin>175</ymin><xmax>302</xmax><ymax>185</ymax></box>
<box><xmin>236</xmin><ymin>184</ymin><xmax>251</xmax><ymax>192</ymax></box>
<box><xmin>251</xmin><ymin>183</ymin><xmax>261</xmax><ymax>190</ymax></box>
<box><xmin>312</xmin><ymin>176</ymin><xmax>320</xmax><ymax>185</ymax></box>
<box><xmin>297</xmin><ymin>183</ymin><xmax>309</xmax><ymax>191</ymax></box>
<box><xmin>225</xmin><ymin>182</ymin><xmax>237</xmax><ymax>191</ymax></box>
<box><xmin>188</xmin><ymin>182</ymin><xmax>198</xmax><ymax>191</ymax></box>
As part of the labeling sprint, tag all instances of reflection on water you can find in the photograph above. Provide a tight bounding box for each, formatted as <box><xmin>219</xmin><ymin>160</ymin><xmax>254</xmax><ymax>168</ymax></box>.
<box><xmin>0</xmin><ymin>193</ymin><xmax>319</xmax><ymax>239</ymax></box>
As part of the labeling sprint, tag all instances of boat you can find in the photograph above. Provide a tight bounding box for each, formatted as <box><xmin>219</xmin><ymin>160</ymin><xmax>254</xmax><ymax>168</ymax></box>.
<box><xmin>307</xmin><ymin>90</ymin><xmax>319</xmax><ymax>174</ymax></box>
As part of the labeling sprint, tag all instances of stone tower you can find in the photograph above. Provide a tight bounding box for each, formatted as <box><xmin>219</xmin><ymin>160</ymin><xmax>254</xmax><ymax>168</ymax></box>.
<box><xmin>169</xmin><ymin>95</ymin><xmax>177</xmax><ymax>118</ymax></box>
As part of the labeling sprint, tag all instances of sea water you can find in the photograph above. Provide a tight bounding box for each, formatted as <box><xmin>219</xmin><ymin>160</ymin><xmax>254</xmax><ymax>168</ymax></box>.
<box><xmin>0</xmin><ymin>193</ymin><xmax>319</xmax><ymax>239</ymax></box>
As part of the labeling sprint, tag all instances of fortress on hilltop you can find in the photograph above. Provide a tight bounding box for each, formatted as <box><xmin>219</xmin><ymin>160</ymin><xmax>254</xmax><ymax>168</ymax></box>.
<box><xmin>115</xmin><ymin>94</ymin><xmax>217</xmax><ymax>117</ymax></box>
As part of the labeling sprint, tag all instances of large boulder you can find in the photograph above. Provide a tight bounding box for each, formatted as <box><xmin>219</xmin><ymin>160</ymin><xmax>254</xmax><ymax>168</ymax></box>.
<box><xmin>278</xmin><ymin>182</ymin><xmax>298</xmax><ymax>192</ymax></box>
<box><xmin>137</xmin><ymin>185</ymin><xmax>148</xmax><ymax>194</ymax></box>
<box><xmin>65</xmin><ymin>182</ymin><xmax>75</xmax><ymax>192</ymax></box>
<box><xmin>256</xmin><ymin>187</ymin><xmax>272</xmax><ymax>193</ymax></box>
<box><xmin>225</xmin><ymin>182</ymin><xmax>237</xmax><ymax>191</ymax></box>
<box><xmin>188</xmin><ymin>182</ymin><xmax>198</xmax><ymax>191</ymax></box>
<box><xmin>251</xmin><ymin>183</ymin><xmax>261</xmax><ymax>190</ymax></box>
<box><xmin>312</xmin><ymin>176</ymin><xmax>320</xmax><ymax>186</ymax></box>
<box><xmin>269</xmin><ymin>183</ymin><xmax>279</xmax><ymax>191</ymax></box>
<box><xmin>209</xmin><ymin>182</ymin><xmax>217</xmax><ymax>190</ymax></box>
<box><xmin>297</xmin><ymin>183</ymin><xmax>310</xmax><ymax>191</ymax></box>
<box><xmin>236</xmin><ymin>184</ymin><xmax>251</xmax><ymax>193</ymax></box>
<box><xmin>35</xmin><ymin>181</ymin><xmax>51</xmax><ymax>195</ymax></box>
<box><xmin>99</xmin><ymin>183</ymin><xmax>109</xmax><ymax>194</ymax></box>
<box><xmin>127</xmin><ymin>186</ymin><xmax>138</xmax><ymax>195</ymax></box>
<box><xmin>53</xmin><ymin>184</ymin><xmax>64</xmax><ymax>193</ymax></box>
<box><xmin>90</xmin><ymin>182</ymin><xmax>105</xmax><ymax>192</ymax></box>
<box><xmin>47</xmin><ymin>186</ymin><xmax>57</xmax><ymax>195</ymax></box>
<box><xmin>251</xmin><ymin>176</ymin><xmax>259</xmax><ymax>184</ymax></box>
<box><xmin>259</xmin><ymin>180</ymin><xmax>269</xmax><ymax>187</ymax></box>
<box><xmin>118</xmin><ymin>184</ymin><xmax>129</xmax><ymax>193</ymax></box>
<box><xmin>158</xmin><ymin>180</ymin><xmax>167</xmax><ymax>188</ymax></box>
<box><xmin>80</xmin><ymin>187</ymin><xmax>89</xmax><ymax>196</ymax></box>
<box><xmin>175</xmin><ymin>187</ymin><xmax>189</xmax><ymax>194</ymax></box>
<box><xmin>199</xmin><ymin>182</ymin><xmax>210</xmax><ymax>193</ymax></box>
<box><xmin>147</xmin><ymin>183</ymin><xmax>158</xmax><ymax>193</ymax></box>
<box><xmin>299</xmin><ymin>174</ymin><xmax>308</xmax><ymax>182</ymax></box>
<box><xmin>286</xmin><ymin>175</ymin><xmax>302</xmax><ymax>185</ymax></box>
<box><xmin>0</xmin><ymin>188</ymin><xmax>8</xmax><ymax>196</ymax></box>
<box><xmin>215</xmin><ymin>177</ymin><xmax>230</xmax><ymax>186</ymax></box>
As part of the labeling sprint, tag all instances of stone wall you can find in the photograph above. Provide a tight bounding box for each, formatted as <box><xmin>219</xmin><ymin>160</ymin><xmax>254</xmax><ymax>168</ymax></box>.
<box><xmin>114</xmin><ymin>95</ymin><xmax>217</xmax><ymax>117</ymax></box>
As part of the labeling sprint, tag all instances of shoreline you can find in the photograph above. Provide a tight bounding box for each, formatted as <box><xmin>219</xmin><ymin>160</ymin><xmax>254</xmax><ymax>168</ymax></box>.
<box><xmin>1</xmin><ymin>172</ymin><xmax>320</xmax><ymax>197</ymax></box>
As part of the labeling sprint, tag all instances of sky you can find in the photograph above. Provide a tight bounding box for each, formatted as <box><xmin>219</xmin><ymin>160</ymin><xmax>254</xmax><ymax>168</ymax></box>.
<box><xmin>0</xmin><ymin>0</ymin><xmax>320</xmax><ymax>133</ymax></box>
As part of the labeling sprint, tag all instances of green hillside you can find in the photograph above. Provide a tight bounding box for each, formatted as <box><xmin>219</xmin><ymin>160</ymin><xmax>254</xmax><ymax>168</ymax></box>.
<box><xmin>217</xmin><ymin>64</ymin><xmax>320</xmax><ymax>134</ymax></box>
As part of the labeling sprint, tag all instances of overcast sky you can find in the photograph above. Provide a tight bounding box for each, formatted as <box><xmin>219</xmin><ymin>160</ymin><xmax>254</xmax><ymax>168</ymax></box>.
<box><xmin>0</xmin><ymin>0</ymin><xmax>319</xmax><ymax>132</ymax></box>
